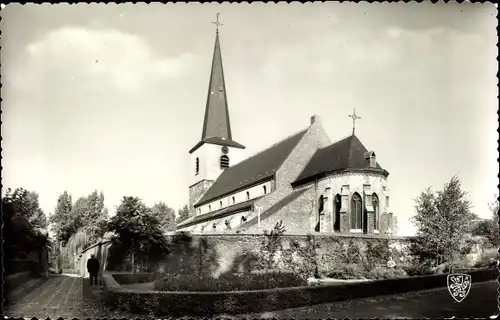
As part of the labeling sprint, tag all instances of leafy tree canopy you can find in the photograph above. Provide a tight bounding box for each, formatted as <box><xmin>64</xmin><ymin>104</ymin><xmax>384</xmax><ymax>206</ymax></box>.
<box><xmin>151</xmin><ymin>202</ymin><xmax>176</xmax><ymax>232</ymax></box>
<box><xmin>176</xmin><ymin>204</ymin><xmax>190</xmax><ymax>224</ymax></box>
<box><xmin>106</xmin><ymin>196</ymin><xmax>169</xmax><ymax>267</ymax></box>
<box><xmin>411</xmin><ymin>175</ymin><xmax>475</xmax><ymax>265</ymax></box>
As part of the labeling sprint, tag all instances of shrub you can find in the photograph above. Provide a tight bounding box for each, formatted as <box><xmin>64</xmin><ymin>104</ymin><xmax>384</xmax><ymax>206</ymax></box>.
<box><xmin>327</xmin><ymin>263</ymin><xmax>366</xmax><ymax>280</ymax></box>
<box><xmin>403</xmin><ymin>260</ymin><xmax>435</xmax><ymax>276</ymax></box>
<box><xmin>366</xmin><ymin>266</ymin><xmax>407</xmax><ymax>280</ymax></box>
<box><xmin>154</xmin><ymin>271</ymin><xmax>307</xmax><ymax>292</ymax></box>
<box><xmin>474</xmin><ymin>248</ymin><xmax>499</xmax><ymax>268</ymax></box>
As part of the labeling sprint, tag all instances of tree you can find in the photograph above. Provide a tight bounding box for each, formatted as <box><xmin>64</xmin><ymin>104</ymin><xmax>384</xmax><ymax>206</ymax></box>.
<box><xmin>472</xmin><ymin>194</ymin><xmax>499</xmax><ymax>247</ymax></box>
<box><xmin>176</xmin><ymin>204</ymin><xmax>190</xmax><ymax>224</ymax></box>
<box><xmin>49</xmin><ymin>191</ymin><xmax>74</xmax><ymax>244</ymax></box>
<box><xmin>2</xmin><ymin>188</ymin><xmax>50</xmax><ymax>271</ymax></box>
<box><xmin>151</xmin><ymin>202</ymin><xmax>176</xmax><ymax>231</ymax></box>
<box><xmin>106</xmin><ymin>196</ymin><xmax>169</xmax><ymax>272</ymax></box>
<box><xmin>411</xmin><ymin>176</ymin><xmax>474</xmax><ymax>267</ymax></box>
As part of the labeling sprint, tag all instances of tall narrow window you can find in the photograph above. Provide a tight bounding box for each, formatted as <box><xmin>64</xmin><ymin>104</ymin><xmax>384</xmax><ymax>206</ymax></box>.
<box><xmin>263</xmin><ymin>185</ymin><xmax>267</xmax><ymax>195</ymax></box>
<box><xmin>198</xmin><ymin>208</ymin><xmax>201</xmax><ymax>215</ymax></box>
<box><xmin>232</xmin><ymin>196</ymin><xmax>235</xmax><ymax>204</ymax></box>
<box><xmin>220</xmin><ymin>155</ymin><xmax>230</xmax><ymax>169</ymax></box>
<box><xmin>220</xmin><ymin>201</ymin><xmax>223</xmax><ymax>209</ymax></box>
<box><xmin>370</xmin><ymin>154</ymin><xmax>376</xmax><ymax>168</ymax></box>
<box><xmin>195</xmin><ymin>157</ymin><xmax>200</xmax><ymax>175</ymax></box>
<box><xmin>351</xmin><ymin>193</ymin><xmax>363</xmax><ymax>230</ymax></box>
<box><xmin>212</xmin><ymin>223</ymin><xmax>217</xmax><ymax>231</ymax></box>
<box><xmin>246</xmin><ymin>191</ymin><xmax>250</xmax><ymax>200</ymax></box>
<box><xmin>334</xmin><ymin>194</ymin><xmax>341</xmax><ymax>232</ymax></box>
<box><xmin>373</xmin><ymin>193</ymin><xmax>379</xmax><ymax>230</ymax></box>
<box><xmin>208</xmin><ymin>205</ymin><xmax>211</xmax><ymax>211</ymax></box>
<box><xmin>316</xmin><ymin>195</ymin><xmax>324</xmax><ymax>232</ymax></box>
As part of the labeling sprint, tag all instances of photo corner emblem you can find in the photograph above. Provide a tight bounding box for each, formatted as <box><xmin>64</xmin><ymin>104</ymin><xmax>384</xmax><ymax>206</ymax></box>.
<box><xmin>447</xmin><ymin>273</ymin><xmax>472</xmax><ymax>303</ymax></box>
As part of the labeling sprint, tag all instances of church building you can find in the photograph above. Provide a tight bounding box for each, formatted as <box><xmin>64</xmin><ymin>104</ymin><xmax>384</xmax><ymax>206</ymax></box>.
<box><xmin>177</xmin><ymin>22</ymin><xmax>396</xmax><ymax>236</ymax></box>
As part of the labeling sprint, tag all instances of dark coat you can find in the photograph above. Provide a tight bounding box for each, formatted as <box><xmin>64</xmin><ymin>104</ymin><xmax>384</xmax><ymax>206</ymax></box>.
<box><xmin>87</xmin><ymin>258</ymin><xmax>100</xmax><ymax>275</ymax></box>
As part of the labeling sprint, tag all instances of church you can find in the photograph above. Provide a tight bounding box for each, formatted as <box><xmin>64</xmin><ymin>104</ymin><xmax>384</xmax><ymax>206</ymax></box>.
<box><xmin>177</xmin><ymin>22</ymin><xmax>396</xmax><ymax>236</ymax></box>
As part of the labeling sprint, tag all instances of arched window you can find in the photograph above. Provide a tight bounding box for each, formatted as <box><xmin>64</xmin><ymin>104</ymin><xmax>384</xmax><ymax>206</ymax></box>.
<box><xmin>373</xmin><ymin>193</ymin><xmax>379</xmax><ymax>230</ymax></box>
<box><xmin>195</xmin><ymin>157</ymin><xmax>199</xmax><ymax>175</ymax></box>
<box><xmin>232</xmin><ymin>196</ymin><xmax>235</xmax><ymax>205</ymax></box>
<box><xmin>241</xmin><ymin>216</ymin><xmax>247</xmax><ymax>223</ymax></box>
<box><xmin>220</xmin><ymin>155</ymin><xmax>230</xmax><ymax>169</ymax></box>
<box><xmin>315</xmin><ymin>195</ymin><xmax>324</xmax><ymax>232</ymax></box>
<box><xmin>201</xmin><ymin>225</ymin><xmax>205</xmax><ymax>232</ymax></box>
<box><xmin>208</xmin><ymin>205</ymin><xmax>211</xmax><ymax>211</ymax></box>
<box><xmin>198</xmin><ymin>208</ymin><xmax>201</xmax><ymax>215</ymax></box>
<box><xmin>246</xmin><ymin>191</ymin><xmax>250</xmax><ymax>200</ymax></box>
<box><xmin>220</xmin><ymin>201</ymin><xmax>223</xmax><ymax>209</ymax></box>
<box><xmin>350</xmin><ymin>193</ymin><xmax>363</xmax><ymax>230</ymax></box>
<box><xmin>263</xmin><ymin>185</ymin><xmax>267</xmax><ymax>194</ymax></box>
<box><xmin>334</xmin><ymin>194</ymin><xmax>341</xmax><ymax>232</ymax></box>
<box><xmin>225</xmin><ymin>219</ymin><xmax>232</xmax><ymax>230</ymax></box>
<box><xmin>212</xmin><ymin>223</ymin><xmax>217</xmax><ymax>231</ymax></box>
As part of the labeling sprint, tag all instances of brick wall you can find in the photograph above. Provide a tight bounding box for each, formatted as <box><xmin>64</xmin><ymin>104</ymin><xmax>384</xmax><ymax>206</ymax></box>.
<box><xmin>159</xmin><ymin>233</ymin><xmax>411</xmax><ymax>279</ymax></box>
<box><xmin>189</xmin><ymin>180</ymin><xmax>214</xmax><ymax>217</ymax></box>
<box><xmin>251</xmin><ymin>121</ymin><xmax>332</xmax><ymax>234</ymax></box>
<box><xmin>246</xmin><ymin>186</ymin><xmax>315</xmax><ymax>234</ymax></box>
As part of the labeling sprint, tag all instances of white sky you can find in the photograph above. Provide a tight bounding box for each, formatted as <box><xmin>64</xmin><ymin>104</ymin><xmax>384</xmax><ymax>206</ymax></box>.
<box><xmin>1</xmin><ymin>3</ymin><xmax>498</xmax><ymax>236</ymax></box>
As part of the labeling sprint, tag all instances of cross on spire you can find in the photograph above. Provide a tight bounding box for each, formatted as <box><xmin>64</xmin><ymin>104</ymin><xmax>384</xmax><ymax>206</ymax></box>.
<box><xmin>348</xmin><ymin>108</ymin><xmax>361</xmax><ymax>135</ymax></box>
<box><xmin>212</xmin><ymin>12</ymin><xmax>223</xmax><ymax>34</ymax></box>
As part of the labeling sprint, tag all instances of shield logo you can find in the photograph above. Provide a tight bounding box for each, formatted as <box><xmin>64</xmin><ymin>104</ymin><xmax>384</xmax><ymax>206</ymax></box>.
<box><xmin>447</xmin><ymin>273</ymin><xmax>472</xmax><ymax>303</ymax></box>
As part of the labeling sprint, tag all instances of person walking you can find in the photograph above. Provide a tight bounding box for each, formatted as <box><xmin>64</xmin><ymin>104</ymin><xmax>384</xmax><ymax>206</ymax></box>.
<box><xmin>87</xmin><ymin>254</ymin><xmax>100</xmax><ymax>286</ymax></box>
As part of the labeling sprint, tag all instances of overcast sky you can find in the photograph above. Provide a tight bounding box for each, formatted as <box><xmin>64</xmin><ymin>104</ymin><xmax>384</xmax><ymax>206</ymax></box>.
<box><xmin>1</xmin><ymin>3</ymin><xmax>498</xmax><ymax>236</ymax></box>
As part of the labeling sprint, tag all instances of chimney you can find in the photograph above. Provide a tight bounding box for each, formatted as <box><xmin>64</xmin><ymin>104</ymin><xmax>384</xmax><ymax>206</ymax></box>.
<box><xmin>310</xmin><ymin>115</ymin><xmax>321</xmax><ymax>125</ymax></box>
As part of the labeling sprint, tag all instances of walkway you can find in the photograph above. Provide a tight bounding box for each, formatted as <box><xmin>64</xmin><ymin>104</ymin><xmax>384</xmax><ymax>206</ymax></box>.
<box><xmin>232</xmin><ymin>280</ymin><xmax>499</xmax><ymax>319</ymax></box>
<box><xmin>4</xmin><ymin>274</ymin><xmax>85</xmax><ymax>319</ymax></box>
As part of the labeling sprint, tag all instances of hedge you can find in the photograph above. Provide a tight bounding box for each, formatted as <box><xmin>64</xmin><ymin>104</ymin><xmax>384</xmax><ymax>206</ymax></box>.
<box><xmin>102</xmin><ymin>267</ymin><xmax>498</xmax><ymax>316</ymax></box>
<box><xmin>154</xmin><ymin>272</ymin><xmax>307</xmax><ymax>292</ymax></box>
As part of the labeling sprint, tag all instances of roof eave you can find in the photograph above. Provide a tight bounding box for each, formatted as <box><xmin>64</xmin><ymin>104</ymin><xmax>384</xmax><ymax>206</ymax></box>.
<box><xmin>194</xmin><ymin>175</ymin><xmax>274</xmax><ymax>207</ymax></box>
<box><xmin>292</xmin><ymin>168</ymin><xmax>390</xmax><ymax>188</ymax></box>
<box><xmin>178</xmin><ymin>201</ymin><xmax>257</xmax><ymax>229</ymax></box>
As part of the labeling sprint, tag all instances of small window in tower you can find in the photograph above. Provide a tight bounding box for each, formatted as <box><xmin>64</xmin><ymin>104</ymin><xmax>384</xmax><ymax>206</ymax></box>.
<box><xmin>220</xmin><ymin>155</ymin><xmax>230</xmax><ymax>169</ymax></box>
<box><xmin>232</xmin><ymin>196</ymin><xmax>235</xmax><ymax>205</ymax></box>
<box><xmin>246</xmin><ymin>191</ymin><xmax>250</xmax><ymax>200</ymax></box>
<box><xmin>195</xmin><ymin>157</ymin><xmax>200</xmax><ymax>175</ymax></box>
<box><xmin>263</xmin><ymin>185</ymin><xmax>267</xmax><ymax>194</ymax></box>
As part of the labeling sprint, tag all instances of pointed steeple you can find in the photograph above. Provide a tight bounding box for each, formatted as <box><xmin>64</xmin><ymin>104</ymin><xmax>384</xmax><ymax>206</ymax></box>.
<box><xmin>190</xmin><ymin>19</ymin><xmax>245</xmax><ymax>154</ymax></box>
<box><xmin>201</xmin><ymin>31</ymin><xmax>231</xmax><ymax>141</ymax></box>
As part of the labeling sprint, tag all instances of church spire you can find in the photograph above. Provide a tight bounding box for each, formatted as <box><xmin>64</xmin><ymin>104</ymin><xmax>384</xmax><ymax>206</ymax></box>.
<box><xmin>201</xmin><ymin>24</ymin><xmax>231</xmax><ymax>141</ymax></box>
<box><xmin>190</xmin><ymin>13</ymin><xmax>245</xmax><ymax>154</ymax></box>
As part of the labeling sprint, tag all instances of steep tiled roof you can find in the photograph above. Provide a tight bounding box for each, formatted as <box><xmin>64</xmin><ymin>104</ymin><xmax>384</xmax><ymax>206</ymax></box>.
<box><xmin>190</xmin><ymin>32</ymin><xmax>244</xmax><ymax>154</ymax></box>
<box><xmin>178</xmin><ymin>198</ymin><xmax>260</xmax><ymax>229</ymax></box>
<box><xmin>195</xmin><ymin>128</ymin><xmax>309</xmax><ymax>207</ymax></box>
<box><xmin>292</xmin><ymin>134</ymin><xmax>388</xmax><ymax>186</ymax></box>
